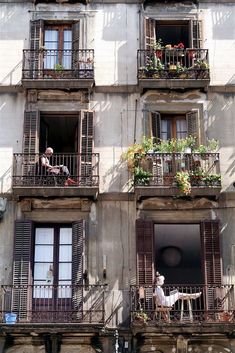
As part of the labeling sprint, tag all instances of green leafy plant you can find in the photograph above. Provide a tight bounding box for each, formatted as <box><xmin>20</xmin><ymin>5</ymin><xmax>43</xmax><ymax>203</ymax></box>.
<box><xmin>54</xmin><ymin>63</ymin><xmax>64</xmax><ymax>72</ymax></box>
<box><xmin>208</xmin><ymin>139</ymin><xmax>219</xmax><ymax>152</ymax></box>
<box><xmin>133</xmin><ymin>309</ymin><xmax>148</xmax><ymax>323</ymax></box>
<box><xmin>122</xmin><ymin>137</ymin><xmax>153</xmax><ymax>172</ymax></box>
<box><xmin>203</xmin><ymin>174</ymin><xmax>221</xmax><ymax>186</ymax></box>
<box><xmin>175</xmin><ymin>171</ymin><xmax>191</xmax><ymax>195</ymax></box>
<box><xmin>134</xmin><ymin>167</ymin><xmax>152</xmax><ymax>185</ymax></box>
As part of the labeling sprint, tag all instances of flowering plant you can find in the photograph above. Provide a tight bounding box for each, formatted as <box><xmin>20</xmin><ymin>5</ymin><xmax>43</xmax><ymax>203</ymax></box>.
<box><xmin>175</xmin><ymin>171</ymin><xmax>191</xmax><ymax>195</ymax></box>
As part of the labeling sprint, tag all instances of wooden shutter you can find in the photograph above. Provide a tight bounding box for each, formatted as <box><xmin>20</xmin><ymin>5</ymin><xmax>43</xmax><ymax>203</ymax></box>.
<box><xmin>145</xmin><ymin>18</ymin><xmax>156</xmax><ymax>50</ymax></box>
<box><xmin>201</xmin><ymin>220</ymin><xmax>222</xmax><ymax>312</ymax></box>
<box><xmin>12</xmin><ymin>221</ymin><xmax>33</xmax><ymax>321</ymax></box>
<box><xmin>29</xmin><ymin>20</ymin><xmax>44</xmax><ymax>78</ymax></box>
<box><xmin>23</xmin><ymin>111</ymin><xmax>40</xmax><ymax>155</ymax></box>
<box><xmin>151</xmin><ymin>112</ymin><xmax>161</xmax><ymax>143</ymax></box>
<box><xmin>191</xmin><ymin>20</ymin><xmax>202</xmax><ymax>49</ymax></box>
<box><xmin>201</xmin><ymin>220</ymin><xmax>222</xmax><ymax>285</ymax></box>
<box><xmin>186</xmin><ymin>110</ymin><xmax>200</xmax><ymax>146</ymax></box>
<box><xmin>72</xmin><ymin>21</ymin><xmax>80</xmax><ymax>70</ymax></box>
<box><xmin>136</xmin><ymin>219</ymin><xmax>154</xmax><ymax>285</ymax></box>
<box><xmin>72</xmin><ymin>220</ymin><xmax>85</xmax><ymax>320</ymax></box>
<box><xmin>79</xmin><ymin>111</ymin><xmax>94</xmax><ymax>184</ymax></box>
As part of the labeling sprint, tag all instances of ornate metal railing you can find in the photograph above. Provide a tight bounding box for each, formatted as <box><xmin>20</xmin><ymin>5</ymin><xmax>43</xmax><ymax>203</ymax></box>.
<box><xmin>22</xmin><ymin>49</ymin><xmax>94</xmax><ymax>79</ymax></box>
<box><xmin>134</xmin><ymin>152</ymin><xmax>220</xmax><ymax>188</ymax></box>
<box><xmin>137</xmin><ymin>49</ymin><xmax>209</xmax><ymax>80</ymax></box>
<box><xmin>130</xmin><ymin>284</ymin><xmax>235</xmax><ymax>325</ymax></box>
<box><xmin>12</xmin><ymin>153</ymin><xmax>99</xmax><ymax>187</ymax></box>
<box><xmin>0</xmin><ymin>284</ymin><xmax>106</xmax><ymax>324</ymax></box>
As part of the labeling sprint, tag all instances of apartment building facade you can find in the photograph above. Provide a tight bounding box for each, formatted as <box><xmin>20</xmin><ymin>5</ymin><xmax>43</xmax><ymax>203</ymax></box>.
<box><xmin>0</xmin><ymin>0</ymin><xmax>235</xmax><ymax>352</ymax></box>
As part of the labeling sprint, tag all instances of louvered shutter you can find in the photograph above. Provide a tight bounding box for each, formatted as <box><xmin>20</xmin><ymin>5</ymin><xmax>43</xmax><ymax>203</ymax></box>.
<box><xmin>12</xmin><ymin>221</ymin><xmax>33</xmax><ymax>321</ymax></box>
<box><xmin>23</xmin><ymin>111</ymin><xmax>40</xmax><ymax>177</ymax></box>
<box><xmin>201</xmin><ymin>220</ymin><xmax>222</xmax><ymax>313</ymax></box>
<box><xmin>191</xmin><ymin>20</ymin><xmax>202</xmax><ymax>49</ymax></box>
<box><xmin>151</xmin><ymin>112</ymin><xmax>161</xmax><ymax>143</ymax></box>
<box><xmin>186</xmin><ymin>110</ymin><xmax>200</xmax><ymax>147</ymax></box>
<box><xmin>72</xmin><ymin>21</ymin><xmax>80</xmax><ymax>72</ymax></box>
<box><xmin>136</xmin><ymin>219</ymin><xmax>154</xmax><ymax>312</ymax></box>
<box><xmin>72</xmin><ymin>220</ymin><xmax>85</xmax><ymax>320</ymax></box>
<box><xmin>79</xmin><ymin>111</ymin><xmax>94</xmax><ymax>185</ymax></box>
<box><xmin>29</xmin><ymin>20</ymin><xmax>44</xmax><ymax>79</ymax></box>
<box><xmin>145</xmin><ymin>18</ymin><xmax>156</xmax><ymax>50</ymax></box>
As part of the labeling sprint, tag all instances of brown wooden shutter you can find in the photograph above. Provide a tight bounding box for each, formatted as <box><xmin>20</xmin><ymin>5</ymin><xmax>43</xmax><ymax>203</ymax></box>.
<box><xmin>23</xmin><ymin>111</ymin><xmax>40</xmax><ymax>155</ymax></box>
<box><xmin>72</xmin><ymin>21</ymin><xmax>80</xmax><ymax>70</ymax></box>
<box><xmin>186</xmin><ymin>110</ymin><xmax>200</xmax><ymax>146</ymax></box>
<box><xmin>29</xmin><ymin>20</ymin><xmax>44</xmax><ymax>78</ymax></box>
<box><xmin>145</xmin><ymin>18</ymin><xmax>156</xmax><ymax>50</ymax></box>
<box><xmin>72</xmin><ymin>220</ymin><xmax>85</xmax><ymax>319</ymax></box>
<box><xmin>191</xmin><ymin>20</ymin><xmax>202</xmax><ymax>49</ymax></box>
<box><xmin>201</xmin><ymin>220</ymin><xmax>222</xmax><ymax>285</ymax></box>
<box><xmin>79</xmin><ymin>111</ymin><xmax>94</xmax><ymax>184</ymax></box>
<box><xmin>151</xmin><ymin>112</ymin><xmax>161</xmax><ymax>143</ymax></box>
<box><xmin>12</xmin><ymin>221</ymin><xmax>33</xmax><ymax>321</ymax></box>
<box><xmin>136</xmin><ymin>219</ymin><xmax>154</xmax><ymax>285</ymax></box>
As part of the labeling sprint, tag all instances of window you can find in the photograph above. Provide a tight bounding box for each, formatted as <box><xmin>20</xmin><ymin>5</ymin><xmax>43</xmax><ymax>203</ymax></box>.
<box><xmin>150</xmin><ymin>110</ymin><xmax>200</xmax><ymax>144</ymax></box>
<box><xmin>44</xmin><ymin>25</ymin><xmax>72</xmax><ymax>69</ymax></box>
<box><xmin>145</xmin><ymin>18</ymin><xmax>202</xmax><ymax>49</ymax></box>
<box><xmin>29</xmin><ymin>19</ymin><xmax>80</xmax><ymax>72</ymax></box>
<box><xmin>136</xmin><ymin>219</ymin><xmax>222</xmax><ymax>287</ymax></box>
<box><xmin>12</xmin><ymin>220</ymin><xmax>85</xmax><ymax>321</ymax></box>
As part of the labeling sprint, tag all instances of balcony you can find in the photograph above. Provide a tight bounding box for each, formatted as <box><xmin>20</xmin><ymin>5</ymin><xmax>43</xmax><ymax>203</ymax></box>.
<box><xmin>131</xmin><ymin>284</ymin><xmax>235</xmax><ymax>328</ymax></box>
<box><xmin>134</xmin><ymin>152</ymin><xmax>221</xmax><ymax>199</ymax></box>
<box><xmin>22</xmin><ymin>49</ymin><xmax>94</xmax><ymax>89</ymax></box>
<box><xmin>0</xmin><ymin>284</ymin><xmax>106</xmax><ymax>325</ymax></box>
<box><xmin>137</xmin><ymin>49</ymin><xmax>210</xmax><ymax>89</ymax></box>
<box><xmin>12</xmin><ymin>153</ymin><xmax>99</xmax><ymax>198</ymax></box>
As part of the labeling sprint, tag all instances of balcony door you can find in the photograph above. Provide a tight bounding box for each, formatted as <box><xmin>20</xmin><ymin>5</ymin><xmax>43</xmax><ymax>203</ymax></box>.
<box><xmin>44</xmin><ymin>25</ymin><xmax>72</xmax><ymax>70</ymax></box>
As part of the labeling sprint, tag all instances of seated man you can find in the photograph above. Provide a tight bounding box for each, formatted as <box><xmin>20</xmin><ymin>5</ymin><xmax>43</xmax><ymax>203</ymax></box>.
<box><xmin>39</xmin><ymin>147</ymin><xmax>76</xmax><ymax>185</ymax></box>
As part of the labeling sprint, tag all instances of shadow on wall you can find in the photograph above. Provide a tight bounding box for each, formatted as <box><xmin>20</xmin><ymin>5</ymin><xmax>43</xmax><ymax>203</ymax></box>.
<box><xmin>206</xmin><ymin>93</ymin><xmax>235</xmax><ymax>191</ymax></box>
<box><xmin>102</xmin><ymin>158</ymin><xmax>129</xmax><ymax>192</ymax></box>
<box><xmin>211</xmin><ymin>8</ymin><xmax>234</xmax><ymax>39</ymax></box>
<box><xmin>0</xmin><ymin>60</ymin><xmax>22</xmax><ymax>86</ymax></box>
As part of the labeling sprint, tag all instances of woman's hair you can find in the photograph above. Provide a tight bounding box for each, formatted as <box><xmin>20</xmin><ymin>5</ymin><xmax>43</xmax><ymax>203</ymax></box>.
<box><xmin>156</xmin><ymin>272</ymin><xmax>165</xmax><ymax>285</ymax></box>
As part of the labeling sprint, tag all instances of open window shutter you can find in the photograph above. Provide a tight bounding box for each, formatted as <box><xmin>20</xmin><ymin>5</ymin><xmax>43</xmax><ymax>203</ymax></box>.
<box><xmin>23</xmin><ymin>110</ymin><xmax>40</xmax><ymax>175</ymax></box>
<box><xmin>151</xmin><ymin>112</ymin><xmax>161</xmax><ymax>143</ymax></box>
<box><xmin>79</xmin><ymin>111</ymin><xmax>94</xmax><ymax>185</ymax></box>
<box><xmin>201</xmin><ymin>220</ymin><xmax>222</xmax><ymax>312</ymax></box>
<box><xmin>12</xmin><ymin>221</ymin><xmax>33</xmax><ymax>321</ymax></box>
<box><xmin>136</xmin><ymin>219</ymin><xmax>154</xmax><ymax>311</ymax></box>
<box><xmin>29</xmin><ymin>20</ymin><xmax>44</xmax><ymax>78</ymax></box>
<box><xmin>186</xmin><ymin>110</ymin><xmax>200</xmax><ymax>147</ymax></box>
<box><xmin>72</xmin><ymin>21</ymin><xmax>80</xmax><ymax>70</ymax></box>
<box><xmin>145</xmin><ymin>18</ymin><xmax>156</xmax><ymax>50</ymax></box>
<box><xmin>191</xmin><ymin>20</ymin><xmax>202</xmax><ymax>49</ymax></box>
<box><xmin>72</xmin><ymin>220</ymin><xmax>85</xmax><ymax>320</ymax></box>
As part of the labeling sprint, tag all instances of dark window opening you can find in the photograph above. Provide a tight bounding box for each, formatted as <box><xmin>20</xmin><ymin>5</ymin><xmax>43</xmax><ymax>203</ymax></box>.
<box><xmin>160</xmin><ymin>114</ymin><xmax>187</xmax><ymax>140</ymax></box>
<box><xmin>154</xmin><ymin>224</ymin><xmax>203</xmax><ymax>285</ymax></box>
<box><xmin>156</xmin><ymin>21</ymin><xmax>190</xmax><ymax>48</ymax></box>
<box><xmin>39</xmin><ymin>114</ymin><xmax>79</xmax><ymax>153</ymax></box>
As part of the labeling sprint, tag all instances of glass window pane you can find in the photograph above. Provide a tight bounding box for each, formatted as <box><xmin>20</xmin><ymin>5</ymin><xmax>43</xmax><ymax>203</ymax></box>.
<box><xmin>58</xmin><ymin>283</ymin><xmax>72</xmax><ymax>298</ymax></box>
<box><xmin>63</xmin><ymin>30</ymin><xmax>72</xmax><ymax>48</ymax></box>
<box><xmin>59</xmin><ymin>245</ymin><xmax>72</xmax><ymax>261</ymax></box>
<box><xmin>34</xmin><ymin>263</ymin><xmax>53</xmax><ymax>280</ymax></box>
<box><xmin>33</xmin><ymin>282</ymin><xmax>53</xmax><ymax>299</ymax></box>
<box><xmin>60</xmin><ymin>228</ymin><xmax>72</xmax><ymax>244</ymax></box>
<box><xmin>45</xmin><ymin>30</ymin><xmax>58</xmax><ymax>50</ymax></box>
<box><xmin>35</xmin><ymin>228</ymin><xmax>54</xmax><ymax>244</ymax></box>
<box><xmin>59</xmin><ymin>263</ymin><xmax>72</xmax><ymax>280</ymax></box>
<box><xmin>34</xmin><ymin>245</ymin><xmax>53</xmax><ymax>261</ymax></box>
<box><xmin>176</xmin><ymin>119</ymin><xmax>187</xmax><ymax>139</ymax></box>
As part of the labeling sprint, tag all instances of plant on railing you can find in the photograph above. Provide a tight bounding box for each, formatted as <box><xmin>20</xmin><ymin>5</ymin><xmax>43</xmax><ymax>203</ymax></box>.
<box><xmin>134</xmin><ymin>167</ymin><xmax>152</xmax><ymax>185</ymax></box>
<box><xmin>175</xmin><ymin>171</ymin><xmax>191</xmax><ymax>195</ymax></box>
<box><xmin>122</xmin><ymin>137</ymin><xmax>153</xmax><ymax>172</ymax></box>
<box><xmin>133</xmin><ymin>309</ymin><xmax>148</xmax><ymax>324</ymax></box>
<box><xmin>203</xmin><ymin>174</ymin><xmax>221</xmax><ymax>186</ymax></box>
<box><xmin>194</xmin><ymin>59</ymin><xmax>209</xmax><ymax>70</ymax></box>
<box><xmin>54</xmin><ymin>63</ymin><xmax>64</xmax><ymax>72</ymax></box>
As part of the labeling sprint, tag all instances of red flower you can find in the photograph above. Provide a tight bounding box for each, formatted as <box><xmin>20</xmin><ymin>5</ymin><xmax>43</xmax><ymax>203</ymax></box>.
<box><xmin>177</xmin><ymin>42</ymin><xmax>184</xmax><ymax>49</ymax></box>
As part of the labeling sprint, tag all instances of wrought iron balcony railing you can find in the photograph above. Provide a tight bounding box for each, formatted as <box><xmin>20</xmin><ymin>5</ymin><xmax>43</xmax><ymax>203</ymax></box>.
<box><xmin>131</xmin><ymin>284</ymin><xmax>235</xmax><ymax>325</ymax></box>
<box><xmin>12</xmin><ymin>153</ymin><xmax>99</xmax><ymax>188</ymax></box>
<box><xmin>22</xmin><ymin>49</ymin><xmax>94</xmax><ymax>80</ymax></box>
<box><xmin>0</xmin><ymin>284</ymin><xmax>106</xmax><ymax>324</ymax></box>
<box><xmin>134</xmin><ymin>152</ymin><xmax>221</xmax><ymax>190</ymax></box>
<box><xmin>137</xmin><ymin>49</ymin><xmax>209</xmax><ymax>80</ymax></box>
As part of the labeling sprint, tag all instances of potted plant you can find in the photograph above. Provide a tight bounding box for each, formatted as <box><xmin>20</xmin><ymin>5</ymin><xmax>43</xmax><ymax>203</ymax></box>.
<box><xmin>203</xmin><ymin>174</ymin><xmax>221</xmax><ymax>187</ymax></box>
<box><xmin>132</xmin><ymin>310</ymin><xmax>148</xmax><ymax>325</ymax></box>
<box><xmin>175</xmin><ymin>170</ymin><xmax>191</xmax><ymax>195</ymax></box>
<box><xmin>134</xmin><ymin>167</ymin><xmax>152</xmax><ymax>185</ymax></box>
